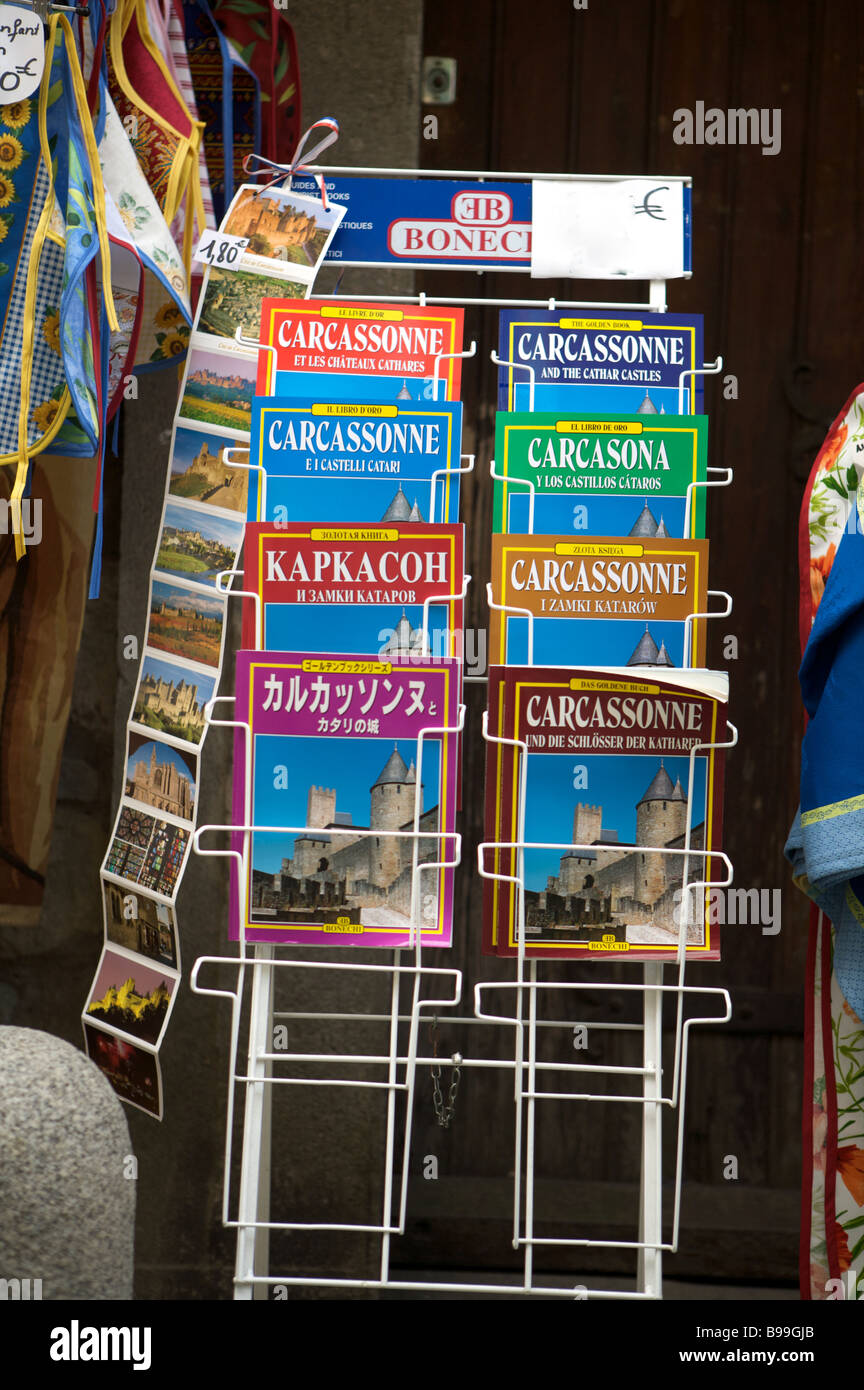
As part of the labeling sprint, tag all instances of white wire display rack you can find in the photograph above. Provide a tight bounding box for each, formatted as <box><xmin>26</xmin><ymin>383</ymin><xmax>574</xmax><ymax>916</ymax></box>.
<box><xmin>189</xmin><ymin>164</ymin><xmax>733</xmax><ymax>1300</ymax></box>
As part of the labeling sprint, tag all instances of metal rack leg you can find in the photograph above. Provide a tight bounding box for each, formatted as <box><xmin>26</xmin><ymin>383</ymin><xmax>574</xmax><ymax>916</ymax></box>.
<box><xmin>637</xmin><ymin>962</ymin><xmax>663</xmax><ymax>1299</ymax></box>
<box><xmin>235</xmin><ymin>944</ymin><xmax>275</xmax><ymax>1300</ymax></box>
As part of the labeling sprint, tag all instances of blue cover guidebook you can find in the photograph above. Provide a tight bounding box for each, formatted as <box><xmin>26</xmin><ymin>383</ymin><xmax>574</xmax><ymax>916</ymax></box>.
<box><xmin>497</xmin><ymin>309</ymin><xmax>705</xmax><ymax>415</ymax></box>
<box><xmin>247</xmin><ymin>398</ymin><xmax>464</xmax><ymax>525</ymax></box>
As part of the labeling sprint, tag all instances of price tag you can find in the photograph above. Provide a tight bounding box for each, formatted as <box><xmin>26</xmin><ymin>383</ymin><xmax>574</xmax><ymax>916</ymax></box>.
<box><xmin>0</xmin><ymin>5</ymin><xmax>45</xmax><ymax>101</ymax></box>
<box><xmin>194</xmin><ymin>231</ymin><xmax>250</xmax><ymax>269</ymax></box>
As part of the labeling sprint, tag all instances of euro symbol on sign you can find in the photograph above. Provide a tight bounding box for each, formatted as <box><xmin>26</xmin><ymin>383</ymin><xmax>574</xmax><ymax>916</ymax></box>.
<box><xmin>634</xmin><ymin>186</ymin><xmax>668</xmax><ymax>220</ymax></box>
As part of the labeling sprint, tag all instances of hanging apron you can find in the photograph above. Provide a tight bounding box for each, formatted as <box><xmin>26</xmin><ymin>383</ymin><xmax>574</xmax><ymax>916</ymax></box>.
<box><xmin>98</xmin><ymin>94</ymin><xmax>193</xmax><ymax>387</ymax></box>
<box><xmin>211</xmin><ymin>0</ymin><xmax>300</xmax><ymax>164</ymax></box>
<box><xmin>183</xmin><ymin>0</ymin><xmax>260</xmax><ymax>227</ymax></box>
<box><xmin>108</xmin><ymin>0</ymin><xmax>205</xmax><ymax>274</ymax></box>
<box><xmin>154</xmin><ymin>0</ymin><xmax>216</xmax><ymax>229</ymax></box>
<box><xmin>0</xmin><ymin>16</ymin><xmax>117</xmax><ymax>558</ymax></box>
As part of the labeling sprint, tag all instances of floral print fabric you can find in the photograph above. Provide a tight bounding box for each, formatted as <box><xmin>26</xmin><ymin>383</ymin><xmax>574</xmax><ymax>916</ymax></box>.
<box><xmin>799</xmin><ymin>386</ymin><xmax>864</xmax><ymax>1299</ymax></box>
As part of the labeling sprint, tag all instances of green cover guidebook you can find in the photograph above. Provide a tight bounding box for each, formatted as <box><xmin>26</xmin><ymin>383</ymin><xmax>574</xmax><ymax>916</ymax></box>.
<box><xmin>492</xmin><ymin>413</ymin><xmax>708</xmax><ymax>539</ymax></box>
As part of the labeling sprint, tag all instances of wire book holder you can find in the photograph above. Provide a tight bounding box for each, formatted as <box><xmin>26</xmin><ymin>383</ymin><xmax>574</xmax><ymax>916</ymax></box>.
<box><xmin>189</xmin><ymin>162</ymin><xmax>733</xmax><ymax>1300</ymax></box>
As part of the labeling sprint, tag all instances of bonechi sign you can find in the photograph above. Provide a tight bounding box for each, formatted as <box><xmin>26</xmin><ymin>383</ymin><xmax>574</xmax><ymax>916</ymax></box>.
<box><xmin>290</xmin><ymin>176</ymin><xmax>533</xmax><ymax>269</ymax></box>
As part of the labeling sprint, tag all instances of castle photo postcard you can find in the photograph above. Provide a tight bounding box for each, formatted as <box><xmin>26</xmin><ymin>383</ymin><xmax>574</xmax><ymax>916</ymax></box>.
<box><xmin>247</xmin><ymin>398</ymin><xmax>463</xmax><ymax>525</ymax></box>
<box><xmin>222</xmin><ymin>182</ymin><xmax>346</xmax><ymax>284</ymax></box>
<box><xmin>131</xmin><ymin>652</ymin><xmax>218</xmax><ymax>749</ymax></box>
<box><xmin>257</xmin><ymin>299</ymin><xmax>465</xmax><ymax>403</ymax></box>
<box><xmin>169</xmin><ymin>422</ymin><xmax>249</xmax><ymax>517</ymax></box>
<box><xmin>179</xmin><ymin>345</ymin><xmax>256</xmax><ymax>435</ymax></box>
<box><xmin>483</xmin><ymin>665</ymin><xmax>728</xmax><ymax>961</ymax></box>
<box><xmin>496</xmin><ymin>309</ymin><xmax>704</xmax><ymax>414</ymax></box>
<box><xmin>230</xmin><ymin>651</ymin><xmax>461</xmax><ymax>948</ymax></box>
<box><xmin>492</xmin><ymin>413</ymin><xmax>708</xmax><ymax>538</ymax></box>
<box><xmin>489</xmin><ymin>534</ymin><xmax>709</xmax><ymax>668</ymax></box>
<box><xmin>154</xmin><ymin>501</ymin><xmax>245</xmax><ymax>593</ymax></box>
<box><xmin>85</xmin><ymin>945</ymin><xmax>179</xmax><ymax>1050</ymax></box>
<box><xmin>148</xmin><ymin>576</ymin><xmax>227</xmax><ymax>670</ymax></box>
<box><xmin>196</xmin><ymin>267</ymin><xmax>308</xmax><ymax>355</ymax></box>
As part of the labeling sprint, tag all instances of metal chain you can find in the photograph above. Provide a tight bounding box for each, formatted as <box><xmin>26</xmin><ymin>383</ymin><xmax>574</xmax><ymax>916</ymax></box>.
<box><xmin>430</xmin><ymin>1018</ymin><xmax>461</xmax><ymax>1129</ymax></box>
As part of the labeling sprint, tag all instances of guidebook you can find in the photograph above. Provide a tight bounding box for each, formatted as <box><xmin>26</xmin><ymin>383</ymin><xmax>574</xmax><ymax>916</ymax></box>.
<box><xmin>231</xmin><ymin>651</ymin><xmax>461</xmax><ymax>948</ymax></box>
<box><xmin>241</xmin><ymin>522</ymin><xmax>465</xmax><ymax>658</ymax></box>
<box><xmin>257</xmin><ymin>299</ymin><xmax>465</xmax><ymax>402</ymax></box>
<box><xmin>496</xmin><ymin>309</ymin><xmax>705</xmax><ymax>414</ymax></box>
<box><xmin>492</xmin><ymin>413</ymin><xmax>709</xmax><ymax>539</ymax></box>
<box><xmin>246</xmin><ymin>398</ymin><xmax>464</xmax><ymax>525</ymax></box>
<box><xmin>488</xmin><ymin>534</ymin><xmax>709</xmax><ymax>668</ymax></box>
<box><xmin>482</xmin><ymin>665</ymin><xmax>728</xmax><ymax>960</ymax></box>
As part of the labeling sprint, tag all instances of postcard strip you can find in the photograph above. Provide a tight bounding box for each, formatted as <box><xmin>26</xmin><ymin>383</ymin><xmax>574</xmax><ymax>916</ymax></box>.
<box><xmin>83</xmin><ymin>186</ymin><xmax>339</xmax><ymax>1116</ymax></box>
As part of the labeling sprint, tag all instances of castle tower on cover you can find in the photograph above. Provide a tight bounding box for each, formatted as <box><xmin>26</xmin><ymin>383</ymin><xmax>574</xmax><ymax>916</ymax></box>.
<box><xmin>635</xmin><ymin>763</ymin><xmax>689</xmax><ymax>901</ymax></box>
<box><xmin>370</xmin><ymin>747</ymin><xmax>422</xmax><ymax>887</ymax></box>
<box><xmin>636</xmin><ymin>762</ymin><xmax>688</xmax><ymax>847</ymax></box>
<box><xmin>381</xmin><ymin>487</ymin><xmax>426</xmax><ymax>523</ymax></box>
<box><xmin>572</xmin><ymin>803</ymin><xmax>602</xmax><ymax>848</ymax></box>
<box><xmin>307</xmin><ymin>785</ymin><xmax>337</xmax><ymax>829</ymax></box>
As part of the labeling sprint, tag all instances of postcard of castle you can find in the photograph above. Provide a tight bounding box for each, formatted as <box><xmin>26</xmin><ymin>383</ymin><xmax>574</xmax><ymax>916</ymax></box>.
<box><xmin>241</xmin><ymin>522</ymin><xmax>465</xmax><ymax>659</ymax></box>
<box><xmin>489</xmin><ymin>534</ymin><xmax>710</xmax><ymax>668</ymax></box>
<box><xmin>148</xmin><ymin>576</ymin><xmax>227</xmax><ymax>671</ymax></box>
<box><xmin>222</xmin><ymin>183</ymin><xmax>346</xmax><ymax>285</ymax></box>
<box><xmin>256</xmin><ymin>299</ymin><xmax>465</xmax><ymax>403</ymax></box>
<box><xmin>195</xmin><ymin>267</ymin><xmax>309</xmax><ymax>358</ymax></box>
<box><xmin>169</xmin><ymin>422</ymin><xmax>250</xmax><ymax>517</ymax></box>
<box><xmin>483</xmin><ymin>664</ymin><xmax>728</xmax><ymax>961</ymax></box>
<box><xmin>154</xmin><ymin>500</ymin><xmax>245</xmax><ymax>595</ymax></box>
<box><xmin>178</xmin><ymin>344</ymin><xmax>257</xmax><ymax>436</ymax></box>
<box><xmin>230</xmin><ymin>651</ymin><xmax>461</xmax><ymax>948</ymax></box>
<box><xmin>130</xmin><ymin>651</ymin><xmax>218</xmax><ymax>750</ymax></box>
<box><xmin>247</xmin><ymin>398</ymin><xmax>464</xmax><ymax>525</ymax></box>
<box><xmin>496</xmin><ymin>309</ymin><xmax>704</xmax><ymax>414</ymax></box>
<box><xmin>85</xmin><ymin>944</ymin><xmax>179</xmax><ymax>1050</ymax></box>
<box><xmin>492</xmin><ymin>413</ymin><xmax>709</xmax><ymax>539</ymax></box>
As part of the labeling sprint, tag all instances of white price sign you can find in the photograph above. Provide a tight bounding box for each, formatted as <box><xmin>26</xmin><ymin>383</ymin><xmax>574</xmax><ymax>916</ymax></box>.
<box><xmin>194</xmin><ymin>231</ymin><xmax>250</xmax><ymax>269</ymax></box>
<box><xmin>0</xmin><ymin>5</ymin><xmax>45</xmax><ymax>101</ymax></box>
